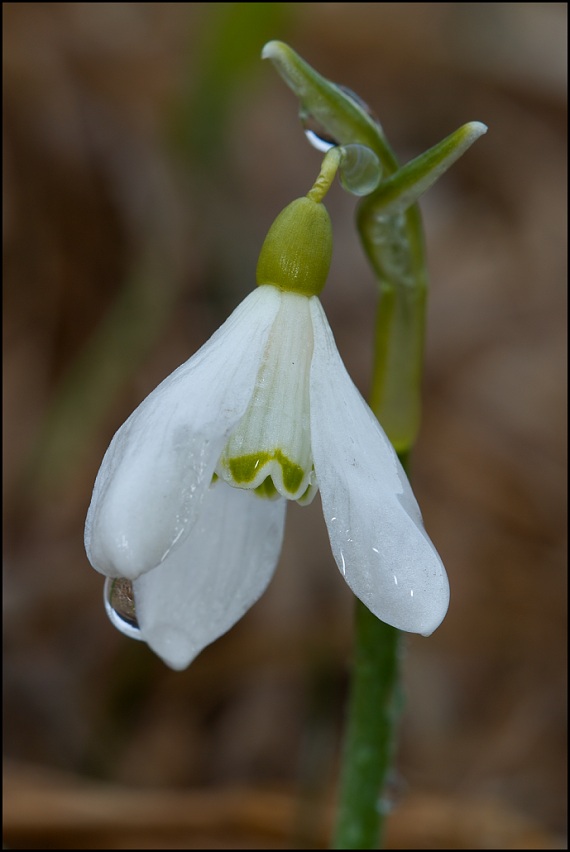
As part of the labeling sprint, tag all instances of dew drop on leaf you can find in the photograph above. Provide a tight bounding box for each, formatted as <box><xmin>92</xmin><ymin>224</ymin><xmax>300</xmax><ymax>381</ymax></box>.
<box><xmin>337</xmin><ymin>85</ymin><xmax>380</xmax><ymax>124</ymax></box>
<box><xmin>339</xmin><ymin>144</ymin><xmax>382</xmax><ymax>196</ymax></box>
<box><xmin>299</xmin><ymin>108</ymin><xmax>338</xmax><ymax>152</ymax></box>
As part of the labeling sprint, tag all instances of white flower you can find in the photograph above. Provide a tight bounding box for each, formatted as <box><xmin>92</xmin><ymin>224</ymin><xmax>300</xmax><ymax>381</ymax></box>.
<box><xmin>85</xmin><ymin>191</ymin><xmax>449</xmax><ymax>670</ymax></box>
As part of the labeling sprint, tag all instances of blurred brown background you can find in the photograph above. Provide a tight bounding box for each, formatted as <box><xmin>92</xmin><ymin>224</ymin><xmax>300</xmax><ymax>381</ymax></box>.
<box><xmin>3</xmin><ymin>3</ymin><xmax>567</xmax><ymax>849</ymax></box>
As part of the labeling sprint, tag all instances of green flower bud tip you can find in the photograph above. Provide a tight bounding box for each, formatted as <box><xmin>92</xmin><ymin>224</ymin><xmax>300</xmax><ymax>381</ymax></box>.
<box><xmin>256</xmin><ymin>196</ymin><xmax>333</xmax><ymax>297</ymax></box>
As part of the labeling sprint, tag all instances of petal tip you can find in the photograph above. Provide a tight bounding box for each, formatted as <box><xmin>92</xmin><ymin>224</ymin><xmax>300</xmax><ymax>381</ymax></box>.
<box><xmin>418</xmin><ymin>605</ymin><xmax>449</xmax><ymax>637</ymax></box>
<box><xmin>144</xmin><ymin>625</ymin><xmax>200</xmax><ymax>671</ymax></box>
<box><xmin>416</xmin><ymin>580</ymin><xmax>450</xmax><ymax>637</ymax></box>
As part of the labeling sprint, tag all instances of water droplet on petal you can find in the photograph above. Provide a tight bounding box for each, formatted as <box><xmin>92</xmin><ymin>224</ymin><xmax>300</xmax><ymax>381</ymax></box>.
<box><xmin>104</xmin><ymin>577</ymin><xmax>143</xmax><ymax>640</ymax></box>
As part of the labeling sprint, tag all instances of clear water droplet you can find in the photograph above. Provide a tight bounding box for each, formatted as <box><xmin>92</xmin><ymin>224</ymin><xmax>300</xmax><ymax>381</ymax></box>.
<box><xmin>377</xmin><ymin>770</ymin><xmax>407</xmax><ymax>815</ymax></box>
<box><xmin>299</xmin><ymin>86</ymin><xmax>380</xmax><ymax>155</ymax></box>
<box><xmin>104</xmin><ymin>577</ymin><xmax>143</xmax><ymax>640</ymax></box>
<box><xmin>339</xmin><ymin>144</ymin><xmax>382</xmax><ymax>196</ymax></box>
<box><xmin>304</xmin><ymin>128</ymin><xmax>336</xmax><ymax>153</ymax></box>
<box><xmin>300</xmin><ymin>109</ymin><xmax>338</xmax><ymax>152</ymax></box>
<box><xmin>337</xmin><ymin>85</ymin><xmax>380</xmax><ymax>123</ymax></box>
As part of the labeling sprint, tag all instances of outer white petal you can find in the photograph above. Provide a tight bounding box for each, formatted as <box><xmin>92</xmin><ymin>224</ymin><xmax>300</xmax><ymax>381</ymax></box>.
<box><xmin>309</xmin><ymin>298</ymin><xmax>449</xmax><ymax>636</ymax></box>
<box><xmin>85</xmin><ymin>286</ymin><xmax>282</xmax><ymax>580</ymax></box>
<box><xmin>133</xmin><ymin>482</ymin><xmax>287</xmax><ymax>670</ymax></box>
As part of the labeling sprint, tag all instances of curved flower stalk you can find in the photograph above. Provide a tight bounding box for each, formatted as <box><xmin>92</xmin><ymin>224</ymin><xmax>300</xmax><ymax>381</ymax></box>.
<box><xmin>85</xmin><ymin>148</ymin><xmax>449</xmax><ymax>671</ymax></box>
<box><xmin>263</xmin><ymin>40</ymin><xmax>487</xmax><ymax>454</ymax></box>
<box><xmin>261</xmin><ymin>42</ymin><xmax>487</xmax><ymax>850</ymax></box>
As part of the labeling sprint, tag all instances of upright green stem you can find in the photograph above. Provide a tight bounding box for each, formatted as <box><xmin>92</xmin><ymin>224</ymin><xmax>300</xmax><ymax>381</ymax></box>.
<box><xmin>333</xmin><ymin>605</ymin><xmax>402</xmax><ymax>849</ymax></box>
<box><xmin>262</xmin><ymin>40</ymin><xmax>486</xmax><ymax>851</ymax></box>
<box><xmin>333</xmin><ymin>450</ymin><xmax>409</xmax><ymax>850</ymax></box>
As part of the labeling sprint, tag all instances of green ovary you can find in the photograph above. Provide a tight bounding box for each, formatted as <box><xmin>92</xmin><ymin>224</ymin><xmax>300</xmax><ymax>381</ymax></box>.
<box><xmin>229</xmin><ymin>450</ymin><xmax>304</xmax><ymax>495</ymax></box>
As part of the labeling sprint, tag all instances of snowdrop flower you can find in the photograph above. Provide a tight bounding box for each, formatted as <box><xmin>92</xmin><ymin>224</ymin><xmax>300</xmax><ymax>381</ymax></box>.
<box><xmin>85</xmin><ymin>156</ymin><xmax>449</xmax><ymax>670</ymax></box>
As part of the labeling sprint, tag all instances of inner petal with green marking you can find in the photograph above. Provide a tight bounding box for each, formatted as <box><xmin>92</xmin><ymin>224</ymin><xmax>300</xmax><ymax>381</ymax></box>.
<box><xmin>217</xmin><ymin>288</ymin><xmax>317</xmax><ymax>504</ymax></box>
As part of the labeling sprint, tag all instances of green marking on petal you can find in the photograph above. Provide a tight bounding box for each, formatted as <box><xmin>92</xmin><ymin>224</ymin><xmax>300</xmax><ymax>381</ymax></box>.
<box><xmin>254</xmin><ymin>477</ymin><xmax>279</xmax><ymax>499</ymax></box>
<box><xmin>228</xmin><ymin>451</ymin><xmax>271</xmax><ymax>483</ymax></box>
<box><xmin>228</xmin><ymin>450</ymin><xmax>305</xmax><ymax>495</ymax></box>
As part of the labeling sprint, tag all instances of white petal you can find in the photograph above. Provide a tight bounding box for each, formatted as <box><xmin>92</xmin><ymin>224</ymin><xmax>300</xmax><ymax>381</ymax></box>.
<box><xmin>309</xmin><ymin>298</ymin><xmax>449</xmax><ymax>636</ymax></box>
<box><xmin>133</xmin><ymin>482</ymin><xmax>286</xmax><ymax>670</ymax></box>
<box><xmin>85</xmin><ymin>286</ymin><xmax>282</xmax><ymax>580</ymax></box>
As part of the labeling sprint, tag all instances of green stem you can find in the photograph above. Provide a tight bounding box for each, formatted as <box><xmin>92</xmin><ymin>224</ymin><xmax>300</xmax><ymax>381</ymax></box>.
<box><xmin>333</xmin><ymin>451</ymin><xmax>409</xmax><ymax>850</ymax></box>
<box><xmin>262</xmin><ymin>41</ymin><xmax>485</xmax><ymax>851</ymax></box>
<box><xmin>333</xmin><ymin>604</ymin><xmax>402</xmax><ymax>849</ymax></box>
